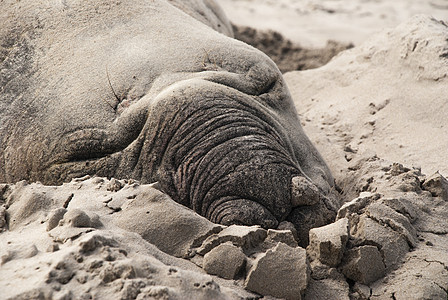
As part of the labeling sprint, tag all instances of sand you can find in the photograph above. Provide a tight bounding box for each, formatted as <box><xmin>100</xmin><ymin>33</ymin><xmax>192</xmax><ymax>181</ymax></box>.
<box><xmin>218</xmin><ymin>0</ymin><xmax>448</xmax><ymax>47</ymax></box>
<box><xmin>285</xmin><ymin>15</ymin><xmax>448</xmax><ymax>180</ymax></box>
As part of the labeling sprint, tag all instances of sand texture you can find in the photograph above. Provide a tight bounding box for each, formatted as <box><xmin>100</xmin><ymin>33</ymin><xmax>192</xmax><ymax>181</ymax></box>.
<box><xmin>285</xmin><ymin>15</ymin><xmax>448</xmax><ymax>180</ymax></box>
<box><xmin>219</xmin><ymin>0</ymin><xmax>448</xmax><ymax>47</ymax></box>
<box><xmin>1</xmin><ymin>162</ymin><xmax>447</xmax><ymax>299</ymax></box>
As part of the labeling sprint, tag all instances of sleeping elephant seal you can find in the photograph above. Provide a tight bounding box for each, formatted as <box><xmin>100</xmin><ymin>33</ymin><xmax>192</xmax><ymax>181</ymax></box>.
<box><xmin>0</xmin><ymin>0</ymin><xmax>339</xmax><ymax>242</ymax></box>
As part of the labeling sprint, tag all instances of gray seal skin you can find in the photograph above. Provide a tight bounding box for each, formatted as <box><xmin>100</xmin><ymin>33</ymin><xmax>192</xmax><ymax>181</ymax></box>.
<box><xmin>0</xmin><ymin>0</ymin><xmax>338</xmax><ymax>237</ymax></box>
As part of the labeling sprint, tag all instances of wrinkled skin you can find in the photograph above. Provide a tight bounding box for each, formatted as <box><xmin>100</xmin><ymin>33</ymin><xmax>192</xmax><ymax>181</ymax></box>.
<box><xmin>0</xmin><ymin>0</ymin><xmax>338</xmax><ymax>236</ymax></box>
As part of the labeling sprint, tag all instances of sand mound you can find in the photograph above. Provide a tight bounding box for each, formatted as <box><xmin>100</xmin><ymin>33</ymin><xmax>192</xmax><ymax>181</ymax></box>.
<box><xmin>285</xmin><ymin>15</ymin><xmax>448</xmax><ymax>181</ymax></box>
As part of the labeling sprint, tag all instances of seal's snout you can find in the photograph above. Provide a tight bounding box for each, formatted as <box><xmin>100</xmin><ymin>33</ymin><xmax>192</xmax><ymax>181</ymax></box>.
<box><xmin>142</xmin><ymin>77</ymin><xmax>303</xmax><ymax>228</ymax></box>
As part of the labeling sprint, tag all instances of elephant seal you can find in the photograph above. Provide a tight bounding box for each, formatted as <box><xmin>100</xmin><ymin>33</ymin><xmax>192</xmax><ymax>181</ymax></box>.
<box><xmin>0</xmin><ymin>0</ymin><xmax>338</xmax><ymax>239</ymax></box>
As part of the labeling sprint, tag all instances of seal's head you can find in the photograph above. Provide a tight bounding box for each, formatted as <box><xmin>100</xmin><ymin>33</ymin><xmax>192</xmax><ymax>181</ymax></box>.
<box><xmin>0</xmin><ymin>0</ymin><xmax>338</xmax><ymax>241</ymax></box>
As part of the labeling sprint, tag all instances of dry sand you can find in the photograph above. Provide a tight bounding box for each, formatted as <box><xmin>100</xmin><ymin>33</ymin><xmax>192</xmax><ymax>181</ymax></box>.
<box><xmin>285</xmin><ymin>15</ymin><xmax>448</xmax><ymax>180</ymax></box>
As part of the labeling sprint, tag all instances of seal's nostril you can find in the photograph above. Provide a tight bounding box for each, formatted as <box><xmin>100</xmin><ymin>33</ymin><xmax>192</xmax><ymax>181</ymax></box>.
<box><xmin>245</xmin><ymin>61</ymin><xmax>281</xmax><ymax>96</ymax></box>
<box><xmin>197</xmin><ymin>68</ymin><xmax>279</xmax><ymax>97</ymax></box>
<box><xmin>259</xmin><ymin>79</ymin><xmax>277</xmax><ymax>96</ymax></box>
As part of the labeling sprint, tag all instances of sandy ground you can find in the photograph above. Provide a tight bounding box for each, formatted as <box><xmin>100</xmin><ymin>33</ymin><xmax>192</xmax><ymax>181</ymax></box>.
<box><xmin>219</xmin><ymin>0</ymin><xmax>448</xmax><ymax>47</ymax></box>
